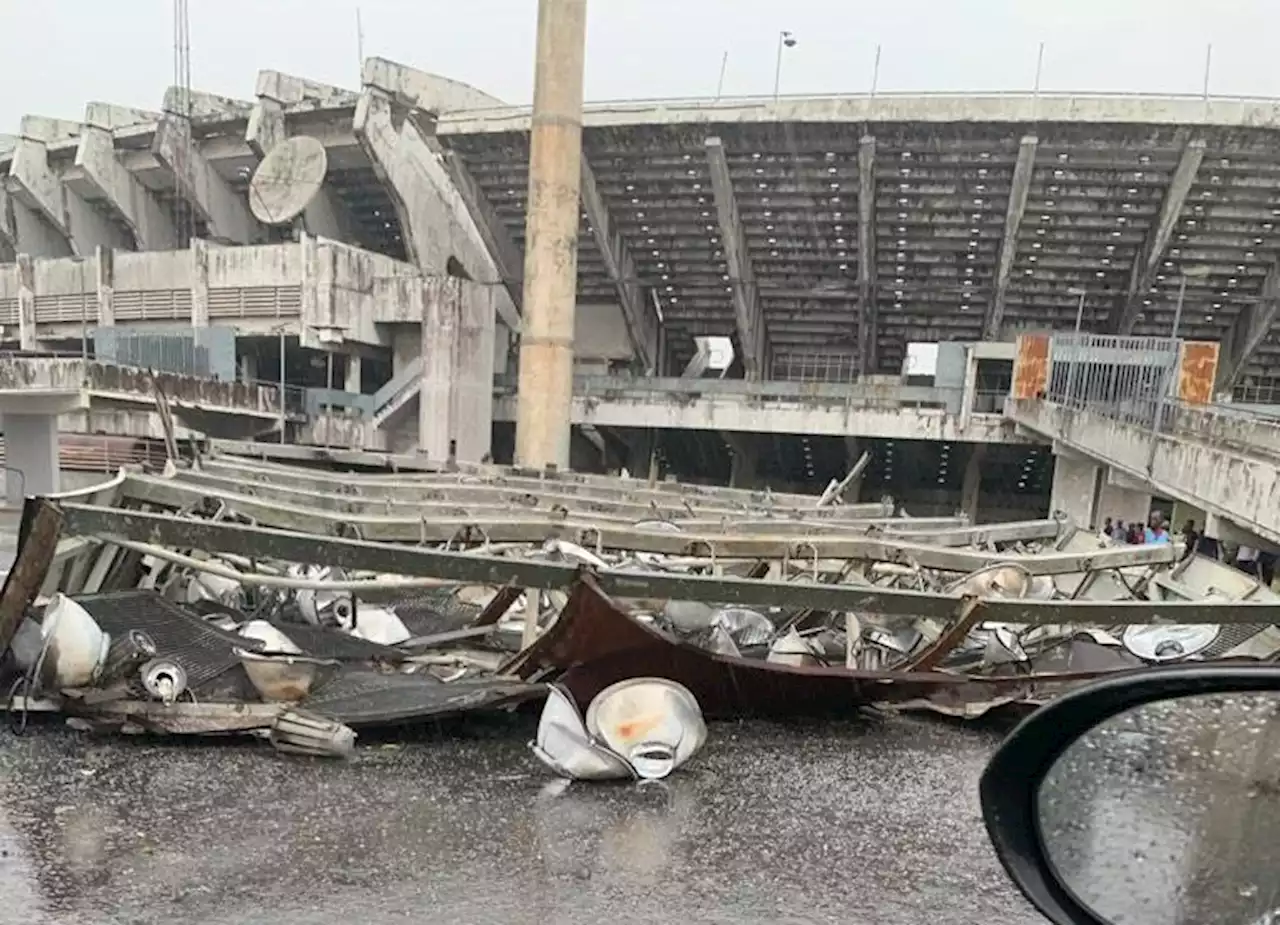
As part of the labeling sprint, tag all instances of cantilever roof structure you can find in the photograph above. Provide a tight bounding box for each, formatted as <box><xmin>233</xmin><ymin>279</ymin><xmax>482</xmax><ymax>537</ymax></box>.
<box><xmin>6</xmin><ymin>69</ymin><xmax>1280</xmax><ymax>387</ymax></box>
<box><xmin>439</xmin><ymin>92</ymin><xmax>1280</xmax><ymax>377</ymax></box>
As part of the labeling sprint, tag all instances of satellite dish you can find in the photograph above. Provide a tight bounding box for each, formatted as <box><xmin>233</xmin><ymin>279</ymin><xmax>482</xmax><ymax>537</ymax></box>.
<box><xmin>248</xmin><ymin>135</ymin><xmax>328</xmax><ymax>225</ymax></box>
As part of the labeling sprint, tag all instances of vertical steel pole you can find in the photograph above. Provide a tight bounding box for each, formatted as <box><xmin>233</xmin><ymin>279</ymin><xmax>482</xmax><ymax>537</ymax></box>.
<box><xmin>514</xmin><ymin>0</ymin><xmax>588</xmax><ymax>470</ymax></box>
<box><xmin>278</xmin><ymin>328</ymin><xmax>286</xmax><ymax>444</ymax></box>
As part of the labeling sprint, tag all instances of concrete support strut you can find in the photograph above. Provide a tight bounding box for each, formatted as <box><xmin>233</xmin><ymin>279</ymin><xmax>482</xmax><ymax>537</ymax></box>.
<box><xmin>1217</xmin><ymin>260</ymin><xmax>1280</xmax><ymax>394</ymax></box>
<box><xmin>706</xmin><ymin>135</ymin><xmax>766</xmax><ymax>379</ymax></box>
<box><xmin>353</xmin><ymin>80</ymin><xmax>520</xmax><ymax>331</ymax></box>
<box><xmin>74</xmin><ymin>104</ymin><xmax>178</xmax><ymax>250</ymax></box>
<box><xmin>857</xmin><ymin>135</ymin><xmax>878</xmax><ymax>373</ymax></box>
<box><xmin>9</xmin><ymin>115</ymin><xmax>131</xmax><ymax>256</ymax></box>
<box><xmin>514</xmin><ymin>0</ymin><xmax>588</xmax><ymax>470</ymax></box>
<box><xmin>580</xmin><ymin>153</ymin><xmax>660</xmax><ymax>371</ymax></box>
<box><xmin>436</xmin><ymin>144</ymin><xmax>525</xmax><ymax>318</ymax></box>
<box><xmin>986</xmin><ymin>134</ymin><xmax>1038</xmax><ymax>340</ymax></box>
<box><xmin>152</xmin><ymin>104</ymin><xmax>262</xmax><ymax>245</ymax></box>
<box><xmin>1113</xmin><ymin>138</ymin><xmax>1206</xmax><ymax>334</ymax></box>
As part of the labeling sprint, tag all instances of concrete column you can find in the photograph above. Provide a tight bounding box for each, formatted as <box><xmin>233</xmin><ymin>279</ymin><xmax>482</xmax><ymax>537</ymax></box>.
<box><xmin>962</xmin><ymin>444</ymin><xmax>986</xmax><ymax>522</ymax></box>
<box><xmin>420</xmin><ymin>277</ymin><xmax>496</xmax><ymax>463</ymax></box>
<box><xmin>725</xmin><ymin>433</ymin><xmax>758</xmax><ymax>489</ymax></box>
<box><xmin>95</xmin><ymin>246</ymin><xmax>115</xmax><ymax>327</ymax></box>
<box><xmin>3</xmin><ymin>413</ymin><xmax>59</xmax><ymax>504</ymax></box>
<box><xmin>345</xmin><ymin>354</ymin><xmax>363</xmax><ymax>393</ymax></box>
<box><xmin>16</xmin><ymin>254</ymin><xmax>36</xmax><ymax>351</ymax></box>
<box><xmin>190</xmin><ymin>238</ymin><xmax>209</xmax><ymax>328</ymax></box>
<box><xmin>514</xmin><ymin>0</ymin><xmax>588</xmax><ymax>470</ymax></box>
<box><xmin>959</xmin><ymin>345</ymin><xmax>978</xmax><ymax>428</ymax></box>
<box><xmin>1051</xmin><ymin>451</ymin><xmax>1101</xmax><ymax>529</ymax></box>
<box><xmin>239</xmin><ymin>352</ymin><xmax>258</xmax><ymax>383</ymax></box>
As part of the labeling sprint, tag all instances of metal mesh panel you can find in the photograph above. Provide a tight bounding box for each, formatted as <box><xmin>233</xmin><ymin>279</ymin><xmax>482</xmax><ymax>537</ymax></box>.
<box><xmin>1046</xmin><ymin>333</ymin><xmax>1180</xmax><ymax>429</ymax></box>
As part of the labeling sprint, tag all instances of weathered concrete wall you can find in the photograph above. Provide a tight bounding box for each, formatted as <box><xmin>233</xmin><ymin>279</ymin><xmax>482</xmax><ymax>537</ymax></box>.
<box><xmin>574</xmin><ymin>303</ymin><xmax>634</xmax><ymax>361</ymax></box>
<box><xmin>1009</xmin><ymin>398</ymin><xmax>1280</xmax><ymax>545</ymax></box>
<box><xmin>492</xmin><ymin>387</ymin><xmax>1023</xmax><ymax>443</ymax></box>
<box><xmin>1050</xmin><ymin>452</ymin><xmax>1098</xmax><ymax>527</ymax></box>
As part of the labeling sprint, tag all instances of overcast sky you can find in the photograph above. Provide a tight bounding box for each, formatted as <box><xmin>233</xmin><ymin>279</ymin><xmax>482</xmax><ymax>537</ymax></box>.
<box><xmin>1</xmin><ymin>0</ymin><xmax>1277</xmax><ymax>127</ymax></box>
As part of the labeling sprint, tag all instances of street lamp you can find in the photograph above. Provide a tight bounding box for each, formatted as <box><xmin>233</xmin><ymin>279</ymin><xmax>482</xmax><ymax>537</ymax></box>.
<box><xmin>1067</xmin><ymin>286</ymin><xmax>1087</xmax><ymax>334</ymax></box>
<box><xmin>1171</xmin><ymin>265</ymin><xmax>1213</xmax><ymax>340</ymax></box>
<box><xmin>1066</xmin><ymin>287</ymin><xmax>1087</xmax><ymax>405</ymax></box>
<box><xmin>773</xmin><ymin>30</ymin><xmax>796</xmax><ymax>101</ymax></box>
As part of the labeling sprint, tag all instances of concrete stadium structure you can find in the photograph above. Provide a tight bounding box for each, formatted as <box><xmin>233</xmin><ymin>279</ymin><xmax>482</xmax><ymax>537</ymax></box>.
<box><xmin>4</xmin><ymin>57</ymin><xmax>1280</xmax><ymax>524</ymax></box>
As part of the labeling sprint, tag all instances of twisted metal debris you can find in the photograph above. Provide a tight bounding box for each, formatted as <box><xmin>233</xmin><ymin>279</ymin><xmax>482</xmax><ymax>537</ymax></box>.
<box><xmin>2</xmin><ymin>446</ymin><xmax>1278</xmax><ymax>758</ymax></box>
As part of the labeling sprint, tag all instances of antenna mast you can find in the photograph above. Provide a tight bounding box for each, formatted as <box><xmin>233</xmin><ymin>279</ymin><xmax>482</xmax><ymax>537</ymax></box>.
<box><xmin>171</xmin><ymin>0</ymin><xmax>196</xmax><ymax>246</ymax></box>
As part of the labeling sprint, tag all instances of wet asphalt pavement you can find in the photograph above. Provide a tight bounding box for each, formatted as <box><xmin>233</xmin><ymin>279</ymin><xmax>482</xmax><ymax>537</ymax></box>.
<box><xmin>0</xmin><ymin>714</ymin><xmax>1042</xmax><ymax>925</ymax></box>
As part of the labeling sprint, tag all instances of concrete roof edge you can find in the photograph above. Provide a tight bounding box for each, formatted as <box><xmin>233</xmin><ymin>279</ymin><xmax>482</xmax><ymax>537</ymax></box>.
<box><xmin>435</xmin><ymin>92</ymin><xmax>1280</xmax><ymax>136</ymax></box>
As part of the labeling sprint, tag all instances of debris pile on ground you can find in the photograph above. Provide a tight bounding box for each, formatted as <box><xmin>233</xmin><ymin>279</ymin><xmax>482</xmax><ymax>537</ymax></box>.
<box><xmin>1</xmin><ymin>448</ymin><xmax>1277</xmax><ymax>768</ymax></box>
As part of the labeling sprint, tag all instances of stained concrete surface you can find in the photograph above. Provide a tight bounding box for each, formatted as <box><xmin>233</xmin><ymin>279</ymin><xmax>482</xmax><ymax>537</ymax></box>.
<box><xmin>0</xmin><ymin>715</ymin><xmax>1042</xmax><ymax>925</ymax></box>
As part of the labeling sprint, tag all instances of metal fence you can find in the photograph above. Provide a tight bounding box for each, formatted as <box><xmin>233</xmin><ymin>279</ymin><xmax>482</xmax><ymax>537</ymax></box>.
<box><xmin>93</xmin><ymin>327</ymin><xmax>237</xmax><ymax>380</ymax></box>
<box><xmin>1046</xmin><ymin>332</ymin><xmax>1181</xmax><ymax>430</ymax></box>
<box><xmin>770</xmin><ymin>352</ymin><xmax>860</xmax><ymax>383</ymax></box>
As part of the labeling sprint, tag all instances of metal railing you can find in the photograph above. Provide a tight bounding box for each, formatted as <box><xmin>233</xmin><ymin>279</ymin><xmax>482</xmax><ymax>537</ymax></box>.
<box><xmin>1045</xmin><ymin>333</ymin><xmax>1180</xmax><ymax>431</ymax></box>
<box><xmin>770</xmin><ymin>352</ymin><xmax>860</xmax><ymax>384</ymax></box>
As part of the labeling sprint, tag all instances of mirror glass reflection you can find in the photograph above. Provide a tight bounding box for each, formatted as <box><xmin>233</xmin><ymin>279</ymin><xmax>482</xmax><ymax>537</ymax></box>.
<box><xmin>1037</xmin><ymin>691</ymin><xmax>1280</xmax><ymax>925</ymax></box>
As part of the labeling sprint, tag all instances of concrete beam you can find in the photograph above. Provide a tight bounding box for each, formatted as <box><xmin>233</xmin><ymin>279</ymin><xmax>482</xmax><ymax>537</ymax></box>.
<box><xmin>1113</xmin><ymin>138</ymin><xmax>1206</xmax><ymax>334</ymax></box>
<box><xmin>986</xmin><ymin>134</ymin><xmax>1038</xmax><ymax>340</ymax></box>
<box><xmin>361</xmin><ymin>57</ymin><xmax>503</xmax><ymax>113</ymax></box>
<box><xmin>0</xmin><ymin>185</ymin><xmax>15</xmax><ymax>261</ymax></box>
<box><xmin>706</xmin><ymin>136</ymin><xmax>766</xmax><ymax>379</ymax></box>
<box><xmin>857</xmin><ymin>135</ymin><xmax>878</xmax><ymax>373</ymax></box>
<box><xmin>152</xmin><ymin>111</ymin><xmax>262</xmax><ymax>244</ymax></box>
<box><xmin>8</xmin><ymin>115</ymin><xmax>132</xmax><ymax>255</ymax></box>
<box><xmin>1217</xmin><ymin>261</ymin><xmax>1280</xmax><ymax>394</ymax></box>
<box><xmin>352</xmin><ymin>86</ymin><xmax>519</xmax><ymax>330</ymax></box>
<box><xmin>579</xmin><ymin>153</ymin><xmax>659</xmax><ymax>371</ymax></box>
<box><xmin>74</xmin><ymin>103</ymin><xmax>178</xmax><ymax>250</ymax></box>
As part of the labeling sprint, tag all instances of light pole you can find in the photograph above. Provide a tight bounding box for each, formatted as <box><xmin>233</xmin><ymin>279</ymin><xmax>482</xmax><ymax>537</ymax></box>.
<box><xmin>773</xmin><ymin>30</ymin><xmax>796</xmax><ymax>101</ymax></box>
<box><xmin>1066</xmin><ymin>287</ymin><xmax>1087</xmax><ymax>406</ymax></box>
<box><xmin>1068</xmin><ymin>286</ymin><xmax>1087</xmax><ymax>334</ymax></box>
<box><xmin>1171</xmin><ymin>266</ymin><xmax>1211</xmax><ymax>340</ymax></box>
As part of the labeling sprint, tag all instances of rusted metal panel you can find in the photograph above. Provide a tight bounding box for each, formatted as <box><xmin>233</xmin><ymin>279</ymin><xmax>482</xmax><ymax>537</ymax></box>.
<box><xmin>1012</xmin><ymin>333</ymin><xmax>1050</xmax><ymax>400</ymax></box>
<box><xmin>0</xmin><ymin>499</ymin><xmax>63</xmax><ymax>653</ymax></box>
<box><xmin>1178</xmin><ymin>340</ymin><xmax>1219</xmax><ymax>405</ymax></box>
<box><xmin>514</xmin><ymin>577</ymin><xmax>1131</xmax><ymax>718</ymax></box>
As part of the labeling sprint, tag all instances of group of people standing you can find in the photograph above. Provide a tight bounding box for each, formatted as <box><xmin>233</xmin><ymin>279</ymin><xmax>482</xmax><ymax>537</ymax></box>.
<box><xmin>1101</xmin><ymin>513</ymin><xmax>1276</xmax><ymax>585</ymax></box>
<box><xmin>1102</xmin><ymin>513</ymin><xmax>1172</xmax><ymax>546</ymax></box>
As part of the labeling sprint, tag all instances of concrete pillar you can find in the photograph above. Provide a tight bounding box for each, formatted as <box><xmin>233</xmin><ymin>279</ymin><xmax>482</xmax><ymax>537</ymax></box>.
<box><xmin>962</xmin><ymin>444</ymin><xmax>986</xmax><ymax>522</ymax></box>
<box><xmin>3</xmin><ymin>413</ymin><xmax>59</xmax><ymax>505</ymax></box>
<box><xmin>726</xmin><ymin>434</ymin><xmax>758</xmax><ymax>489</ymax></box>
<box><xmin>514</xmin><ymin>0</ymin><xmax>588</xmax><ymax>470</ymax></box>
<box><xmin>420</xmin><ymin>277</ymin><xmax>496</xmax><ymax>463</ymax></box>
<box><xmin>190</xmin><ymin>238</ymin><xmax>210</xmax><ymax>328</ymax></box>
<box><xmin>959</xmin><ymin>345</ymin><xmax>978</xmax><ymax>428</ymax></box>
<box><xmin>345</xmin><ymin>354</ymin><xmax>363</xmax><ymax>393</ymax></box>
<box><xmin>16</xmin><ymin>254</ymin><xmax>37</xmax><ymax>351</ymax></box>
<box><xmin>95</xmin><ymin>246</ymin><xmax>114</xmax><ymax>327</ymax></box>
<box><xmin>1051</xmin><ymin>451</ymin><xmax>1101</xmax><ymax>529</ymax></box>
<box><xmin>239</xmin><ymin>352</ymin><xmax>258</xmax><ymax>383</ymax></box>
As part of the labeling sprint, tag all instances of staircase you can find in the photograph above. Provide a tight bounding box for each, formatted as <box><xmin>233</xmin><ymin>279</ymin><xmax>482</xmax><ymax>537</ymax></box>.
<box><xmin>370</xmin><ymin>357</ymin><xmax>422</xmax><ymax>430</ymax></box>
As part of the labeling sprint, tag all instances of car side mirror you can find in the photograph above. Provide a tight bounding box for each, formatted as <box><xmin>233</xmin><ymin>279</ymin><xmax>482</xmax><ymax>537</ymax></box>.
<box><xmin>980</xmin><ymin>665</ymin><xmax>1280</xmax><ymax>925</ymax></box>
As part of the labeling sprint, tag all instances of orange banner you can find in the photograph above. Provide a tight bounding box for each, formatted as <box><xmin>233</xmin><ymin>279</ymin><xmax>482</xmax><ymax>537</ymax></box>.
<box><xmin>1178</xmin><ymin>341</ymin><xmax>1219</xmax><ymax>405</ymax></box>
<box><xmin>1013</xmin><ymin>334</ymin><xmax>1050</xmax><ymax>400</ymax></box>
